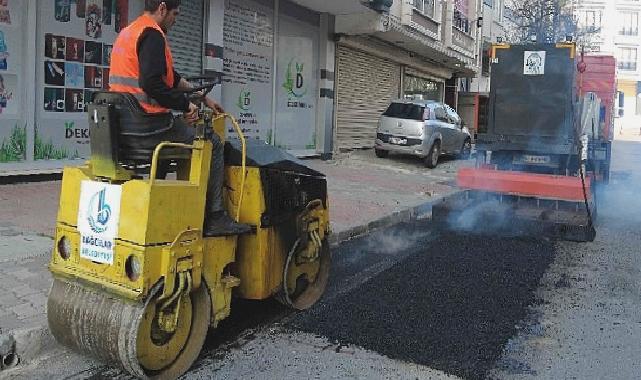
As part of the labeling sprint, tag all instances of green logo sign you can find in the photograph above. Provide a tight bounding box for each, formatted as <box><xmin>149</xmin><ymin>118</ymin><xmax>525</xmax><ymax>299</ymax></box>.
<box><xmin>236</xmin><ymin>89</ymin><xmax>251</xmax><ymax>111</ymax></box>
<box><xmin>282</xmin><ymin>59</ymin><xmax>307</xmax><ymax>99</ymax></box>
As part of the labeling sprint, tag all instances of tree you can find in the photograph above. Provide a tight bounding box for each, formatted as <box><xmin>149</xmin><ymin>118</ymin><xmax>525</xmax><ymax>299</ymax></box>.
<box><xmin>504</xmin><ymin>0</ymin><xmax>591</xmax><ymax>44</ymax></box>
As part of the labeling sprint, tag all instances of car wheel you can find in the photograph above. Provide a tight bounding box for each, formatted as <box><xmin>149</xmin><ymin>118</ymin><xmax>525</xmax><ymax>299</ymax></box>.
<box><xmin>458</xmin><ymin>138</ymin><xmax>472</xmax><ymax>160</ymax></box>
<box><xmin>375</xmin><ymin>148</ymin><xmax>388</xmax><ymax>158</ymax></box>
<box><xmin>424</xmin><ymin>141</ymin><xmax>440</xmax><ymax>168</ymax></box>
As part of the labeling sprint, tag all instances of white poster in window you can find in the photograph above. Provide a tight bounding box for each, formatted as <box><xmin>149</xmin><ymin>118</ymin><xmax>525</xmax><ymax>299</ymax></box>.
<box><xmin>221</xmin><ymin>0</ymin><xmax>274</xmax><ymax>142</ymax></box>
<box><xmin>275</xmin><ymin>17</ymin><xmax>318</xmax><ymax>151</ymax></box>
<box><xmin>523</xmin><ymin>51</ymin><xmax>546</xmax><ymax>75</ymax></box>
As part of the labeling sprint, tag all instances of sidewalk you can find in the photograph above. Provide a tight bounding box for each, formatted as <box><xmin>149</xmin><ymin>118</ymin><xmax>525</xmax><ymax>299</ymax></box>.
<box><xmin>0</xmin><ymin>148</ymin><xmax>468</xmax><ymax>367</ymax></box>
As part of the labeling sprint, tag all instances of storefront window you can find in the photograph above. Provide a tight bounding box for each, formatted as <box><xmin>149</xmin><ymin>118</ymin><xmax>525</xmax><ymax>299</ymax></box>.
<box><xmin>36</xmin><ymin>0</ymin><xmax>143</xmax><ymax>160</ymax></box>
<box><xmin>0</xmin><ymin>1</ymin><xmax>24</xmax><ymax>162</ymax></box>
<box><xmin>274</xmin><ymin>12</ymin><xmax>319</xmax><ymax>151</ymax></box>
<box><xmin>404</xmin><ymin>75</ymin><xmax>443</xmax><ymax>101</ymax></box>
<box><xmin>219</xmin><ymin>0</ymin><xmax>319</xmax><ymax>152</ymax></box>
<box><xmin>221</xmin><ymin>0</ymin><xmax>274</xmax><ymax>142</ymax></box>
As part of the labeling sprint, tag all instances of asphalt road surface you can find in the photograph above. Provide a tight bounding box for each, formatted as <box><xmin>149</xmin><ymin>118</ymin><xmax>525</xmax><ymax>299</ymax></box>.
<box><xmin>6</xmin><ymin>140</ymin><xmax>641</xmax><ymax>380</ymax></box>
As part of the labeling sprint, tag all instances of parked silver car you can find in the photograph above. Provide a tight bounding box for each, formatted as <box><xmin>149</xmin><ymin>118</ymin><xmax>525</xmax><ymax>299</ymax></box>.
<box><xmin>374</xmin><ymin>100</ymin><xmax>472</xmax><ymax>168</ymax></box>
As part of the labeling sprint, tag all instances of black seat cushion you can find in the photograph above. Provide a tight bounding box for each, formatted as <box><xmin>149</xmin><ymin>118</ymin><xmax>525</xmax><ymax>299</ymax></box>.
<box><xmin>90</xmin><ymin>91</ymin><xmax>189</xmax><ymax>167</ymax></box>
<box><xmin>92</xmin><ymin>91</ymin><xmax>173</xmax><ymax>138</ymax></box>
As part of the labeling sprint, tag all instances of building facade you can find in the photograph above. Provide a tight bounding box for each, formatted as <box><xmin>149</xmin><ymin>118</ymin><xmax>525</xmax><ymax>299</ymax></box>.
<box><xmin>469</xmin><ymin>0</ymin><xmax>506</xmax><ymax>94</ymax></box>
<box><xmin>329</xmin><ymin>0</ymin><xmax>482</xmax><ymax>150</ymax></box>
<box><xmin>459</xmin><ymin>0</ymin><xmax>506</xmax><ymax>137</ymax></box>
<box><xmin>570</xmin><ymin>0</ymin><xmax>641</xmax><ymax>117</ymax></box>
<box><xmin>0</xmin><ymin>0</ymin><xmax>481</xmax><ymax>168</ymax></box>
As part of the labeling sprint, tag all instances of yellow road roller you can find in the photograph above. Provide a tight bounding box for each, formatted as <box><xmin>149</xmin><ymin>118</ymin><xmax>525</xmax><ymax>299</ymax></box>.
<box><xmin>47</xmin><ymin>81</ymin><xmax>331</xmax><ymax>379</ymax></box>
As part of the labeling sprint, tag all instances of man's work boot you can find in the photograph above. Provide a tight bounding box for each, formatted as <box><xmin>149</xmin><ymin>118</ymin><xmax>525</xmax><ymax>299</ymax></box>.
<box><xmin>203</xmin><ymin>211</ymin><xmax>252</xmax><ymax>237</ymax></box>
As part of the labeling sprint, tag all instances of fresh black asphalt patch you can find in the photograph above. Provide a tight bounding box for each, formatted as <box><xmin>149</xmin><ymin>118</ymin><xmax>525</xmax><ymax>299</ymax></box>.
<box><xmin>288</xmin><ymin>234</ymin><xmax>556</xmax><ymax>380</ymax></box>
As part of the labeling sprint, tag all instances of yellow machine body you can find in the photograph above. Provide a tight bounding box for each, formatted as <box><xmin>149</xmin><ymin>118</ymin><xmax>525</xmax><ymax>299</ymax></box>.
<box><xmin>47</xmin><ymin>113</ymin><xmax>330</xmax><ymax>379</ymax></box>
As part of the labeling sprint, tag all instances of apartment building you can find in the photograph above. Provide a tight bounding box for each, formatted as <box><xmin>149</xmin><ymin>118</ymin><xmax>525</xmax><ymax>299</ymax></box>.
<box><xmin>459</xmin><ymin>0</ymin><xmax>506</xmax><ymax>137</ymax></box>
<box><xmin>328</xmin><ymin>0</ymin><xmax>482</xmax><ymax>150</ymax></box>
<box><xmin>571</xmin><ymin>0</ymin><xmax>641</xmax><ymax>117</ymax></box>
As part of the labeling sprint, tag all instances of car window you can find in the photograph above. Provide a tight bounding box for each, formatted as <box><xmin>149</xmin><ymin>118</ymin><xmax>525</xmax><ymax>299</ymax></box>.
<box><xmin>444</xmin><ymin>106</ymin><xmax>460</xmax><ymax>124</ymax></box>
<box><xmin>382</xmin><ymin>103</ymin><xmax>425</xmax><ymax>121</ymax></box>
<box><xmin>433</xmin><ymin>107</ymin><xmax>448</xmax><ymax>122</ymax></box>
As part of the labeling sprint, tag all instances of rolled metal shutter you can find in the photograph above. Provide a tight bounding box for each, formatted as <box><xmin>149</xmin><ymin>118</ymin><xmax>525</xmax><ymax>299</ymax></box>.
<box><xmin>335</xmin><ymin>45</ymin><xmax>400</xmax><ymax>151</ymax></box>
<box><xmin>166</xmin><ymin>0</ymin><xmax>204</xmax><ymax>78</ymax></box>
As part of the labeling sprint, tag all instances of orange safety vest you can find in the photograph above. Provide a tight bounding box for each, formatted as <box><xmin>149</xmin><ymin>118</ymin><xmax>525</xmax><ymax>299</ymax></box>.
<box><xmin>109</xmin><ymin>14</ymin><xmax>175</xmax><ymax>114</ymax></box>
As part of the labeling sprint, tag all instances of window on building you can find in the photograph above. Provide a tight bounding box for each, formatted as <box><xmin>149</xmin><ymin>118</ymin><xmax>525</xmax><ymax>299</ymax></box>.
<box><xmin>619</xmin><ymin>12</ymin><xmax>639</xmax><ymax>36</ymax></box>
<box><xmin>454</xmin><ymin>0</ymin><xmax>471</xmax><ymax>34</ymax></box>
<box><xmin>454</xmin><ymin>10</ymin><xmax>471</xmax><ymax>34</ymax></box>
<box><xmin>618</xmin><ymin>47</ymin><xmax>637</xmax><ymax>71</ymax></box>
<box><xmin>481</xmin><ymin>43</ymin><xmax>491</xmax><ymax>76</ymax></box>
<box><xmin>579</xmin><ymin>10</ymin><xmax>602</xmax><ymax>32</ymax></box>
<box><xmin>413</xmin><ymin>0</ymin><xmax>435</xmax><ymax>18</ymax></box>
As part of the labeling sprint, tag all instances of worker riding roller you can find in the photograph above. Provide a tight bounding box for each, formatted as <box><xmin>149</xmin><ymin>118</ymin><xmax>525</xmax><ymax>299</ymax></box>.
<box><xmin>46</xmin><ymin>1</ymin><xmax>332</xmax><ymax>378</ymax></box>
<box><xmin>108</xmin><ymin>0</ymin><xmax>248</xmax><ymax>236</ymax></box>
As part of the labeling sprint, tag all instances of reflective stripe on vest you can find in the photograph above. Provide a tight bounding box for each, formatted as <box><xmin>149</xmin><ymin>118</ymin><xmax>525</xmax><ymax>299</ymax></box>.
<box><xmin>109</xmin><ymin>14</ymin><xmax>175</xmax><ymax>114</ymax></box>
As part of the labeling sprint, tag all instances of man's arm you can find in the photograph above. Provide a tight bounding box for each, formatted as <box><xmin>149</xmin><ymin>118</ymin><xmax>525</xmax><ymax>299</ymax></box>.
<box><xmin>137</xmin><ymin>28</ymin><xmax>189</xmax><ymax>112</ymax></box>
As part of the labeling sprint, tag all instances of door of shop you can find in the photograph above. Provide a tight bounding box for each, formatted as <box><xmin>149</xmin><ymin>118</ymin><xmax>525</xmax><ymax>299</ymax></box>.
<box><xmin>335</xmin><ymin>45</ymin><xmax>400</xmax><ymax>151</ymax></box>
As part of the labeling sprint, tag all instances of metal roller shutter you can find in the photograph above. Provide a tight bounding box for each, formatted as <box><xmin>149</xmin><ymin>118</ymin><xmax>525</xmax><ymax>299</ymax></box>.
<box><xmin>335</xmin><ymin>45</ymin><xmax>400</xmax><ymax>151</ymax></box>
<box><xmin>166</xmin><ymin>0</ymin><xmax>204</xmax><ymax>78</ymax></box>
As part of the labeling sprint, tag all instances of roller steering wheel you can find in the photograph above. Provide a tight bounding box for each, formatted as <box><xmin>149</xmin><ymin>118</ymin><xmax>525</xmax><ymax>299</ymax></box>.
<box><xmin>179</xmin><ymin>75</ymin><xmax>220</xmax><ymax>104</ymax></box>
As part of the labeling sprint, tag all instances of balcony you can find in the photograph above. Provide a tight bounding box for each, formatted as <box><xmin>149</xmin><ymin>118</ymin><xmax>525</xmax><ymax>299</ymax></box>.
<box><xmin>286</xmin><ymin>0</ymin><xmax>373</xmax><ymax>15</ymax></box>
<box><xmin>333</xmin><ymin>0</ymin><xmax>479</xmax><ymax>76</ymax></box>
<box><xmin>411</xmin><ymin>8</ymin><xmax>439</xmax><ymax>37</ymax></box>
<box><xmin>451</xmin><ymin>26</ymin><xmax>475</xmax><ymax>53</ymax></box>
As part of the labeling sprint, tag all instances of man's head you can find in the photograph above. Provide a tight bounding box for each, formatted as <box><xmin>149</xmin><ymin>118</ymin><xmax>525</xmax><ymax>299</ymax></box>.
<box><xmin>145</xmin><ymin>0</ymin><xmax>181</xmax><ymax>33</ymax></box>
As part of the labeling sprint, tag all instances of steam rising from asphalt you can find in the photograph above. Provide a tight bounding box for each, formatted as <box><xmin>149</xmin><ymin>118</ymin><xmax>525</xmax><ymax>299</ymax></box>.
<box><xmin>597</xmin><ymin>142</ymin><xmax>641</xmax><ymax>225</ymax></box>
<box><xmin>365</xmin><ymin>227</ymin><xmax>432</xmax><ymax>255</ymax></box>
<box><xmin>444</xmin><ymin>141</ymin><xmax>641</xmax><ymax>237</ymax></box>
<box><xmin>446</xmin><ymin>199</ymin><xmax>516</xmax><ymax>235</ymax></box>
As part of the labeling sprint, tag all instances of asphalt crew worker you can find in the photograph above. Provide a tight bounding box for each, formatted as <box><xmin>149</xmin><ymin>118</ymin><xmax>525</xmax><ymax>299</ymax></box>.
<box><xmin>109</xmin><ymin>0</ymin><xmax>248</xmax><ymax>236</ymax></box>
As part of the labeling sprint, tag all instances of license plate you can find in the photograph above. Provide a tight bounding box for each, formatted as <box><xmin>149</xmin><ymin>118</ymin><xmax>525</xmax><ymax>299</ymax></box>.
<box><xmin>389</xmin><ymin>137</ymin><xmax>407</xmax><ymax>145</ymax></box>
<box><xmin>519</xmin><ymin>155</ymin><xmax>551</xmax><ymax>164</ymax></box>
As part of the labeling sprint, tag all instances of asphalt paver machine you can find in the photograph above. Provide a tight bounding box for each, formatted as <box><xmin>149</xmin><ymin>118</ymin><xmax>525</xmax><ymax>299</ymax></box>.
<box><xmin>46</xmin><ymin>79</ymin><xmax>331</xmax><ymax>378</ymax></box>
<box><xmin>434</xmin><ymin>42</ymin><xmax>611</xmax><ymax>242</ymax></box>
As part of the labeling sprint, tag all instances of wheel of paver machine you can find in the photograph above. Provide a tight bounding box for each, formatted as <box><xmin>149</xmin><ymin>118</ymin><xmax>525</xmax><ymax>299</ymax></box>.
<box><xmin>47</xmin><ymin>278</ymin><xmax>211</xmax><ymax>379</ymax></box>
<box><xmin>276</xmin><ymin>237</ymin><xmax>331</xmax><ymax>310</ymax></box>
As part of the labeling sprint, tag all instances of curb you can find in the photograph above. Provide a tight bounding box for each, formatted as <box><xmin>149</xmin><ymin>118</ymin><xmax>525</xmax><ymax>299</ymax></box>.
<box><xmin>328</xmin><ymin>198</ymin><xmax>437</xmax><ymax>247</ymax></box>
<box><xmin>3</xmin><ymin>195</ymin><xmax>449</xmax><ymax>369</ymax></box>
